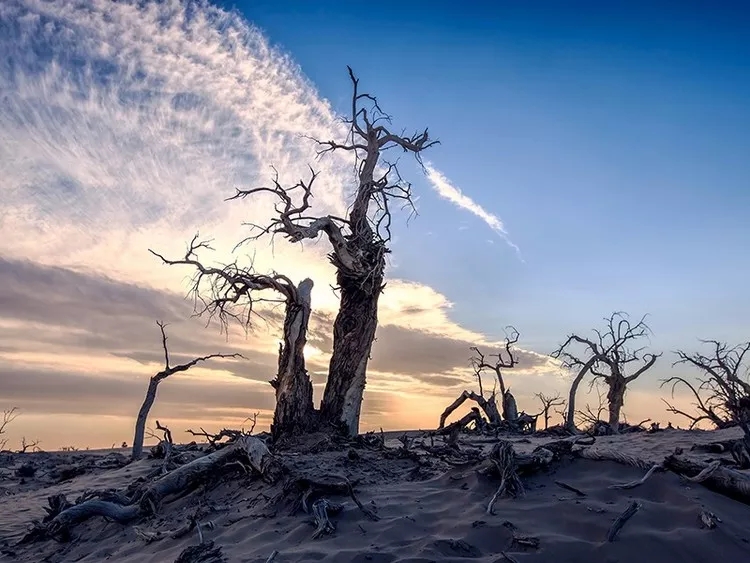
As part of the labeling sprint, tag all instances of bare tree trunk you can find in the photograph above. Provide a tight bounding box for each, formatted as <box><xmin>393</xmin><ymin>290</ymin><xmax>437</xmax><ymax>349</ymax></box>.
<box><xmin>607</xmin><ymin>376</ymin><xmax>627</xmax><ymax>432</ymax></box>
<box><xmin>565</xmin><ymin>358</ymin><xmax>596</xmax><ymax>434</ymax></box>
<box><xmin>320</xmin><ymin>264</ymin><xmax>383</xmax><ymax>436</ymax></box>
<box><xmin>132</xmin><ymin>377</ymin><xmax>160</xmax><ymax>460</ymax></box>
<box><xmin>270</xmin><ymin>278</ymin><xmax>316</xmax><ymax>438</ymax></box>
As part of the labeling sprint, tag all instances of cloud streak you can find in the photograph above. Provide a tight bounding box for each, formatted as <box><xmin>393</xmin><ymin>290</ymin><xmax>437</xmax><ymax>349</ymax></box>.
<box><xmin>424</xmin><ymin>162</ymin><xmax>522</xmax><ymax>257</ymax></box>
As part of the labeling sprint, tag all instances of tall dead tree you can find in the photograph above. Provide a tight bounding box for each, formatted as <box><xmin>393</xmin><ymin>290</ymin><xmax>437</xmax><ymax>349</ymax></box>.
<box><xmin>438</xmin><ymin>328</ymin><xmax>520</xmax><ymax>429</ymax></box>
<box><xmin>552</xmin><ymin>312</ymin><xmax>660</xmax><ymax>433</ymax></box>
<box><xmin>662</xmin><ymin>340</ymin><xmax>750</xmax><ymax>431</ymax></box>
<box><xmin>156</xmin><ymin>68</ymin><xmax>436</xmax><ymax>437</ymax></box>
<box><xmin>131</xmin><ymin>320</ymin><xmax>241</xmax><ymax>460</ymax></box>
<box><xmin>150</xmin><ymin>239</ymin><xmax>315</xmax><ymax>440</ymax></box>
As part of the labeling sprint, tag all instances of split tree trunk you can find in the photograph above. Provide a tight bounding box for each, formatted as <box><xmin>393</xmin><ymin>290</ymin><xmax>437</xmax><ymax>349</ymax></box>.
<box><xmin>270</xmin><ymin>278</ymin><xmax>316</xmax><ymax>438</ymax></box>
<box><xmin>320</xmin><ymin>262</ymin><xmax>383</xmax><ymax>436</ymax></box>
<box><xmin>132</xmin><ymin>377</ymin><xmax>161</xmax><ymax>460</ymax></box>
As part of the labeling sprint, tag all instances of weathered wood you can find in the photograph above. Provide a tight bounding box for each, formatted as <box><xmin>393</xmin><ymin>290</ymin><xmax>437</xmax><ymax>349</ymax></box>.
<box><xmin>438</xmin><ymin>390</ymin><xmax>501</xmax><ymax>429</ymax></box>
<box><xmin>311</xmin><ymin>499</ymin><xmax>344</xmax><ymax>539</ymax></box>
<box><xmin>664</xmin><ymin>455</ymin><xmax>750</xmax><ymax>505</ymax></box>
<box><xmin>40</xmin><ymin>436</ymin><xmax>281</xmax><ymax>540</ymax></box>
<box><xmin>320</xmin><ymin>266</ymin><xmax>383</xmax><ymax>436</ymax></box>
<box><xmin>270</xmin><ymin>278</ymin><xmax>317</xmax><ymax>438</ymax></box>
<box><xmin>608</xmin><ymin>463</ymin><xmax>663</xmax><ymax>490</ymax></box>
<box><xmin>607</xmin><ymin>501</ymin><xmax>641</xmax><ymax>542</ymax></box>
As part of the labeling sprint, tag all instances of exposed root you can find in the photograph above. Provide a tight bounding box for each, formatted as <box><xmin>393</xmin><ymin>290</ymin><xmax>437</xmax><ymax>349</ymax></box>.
<box><xmin>293</xmin><ymin>473</ymin><xmax>379</xmax><ymax>522</ymax></box>
<box><xmin>607</xmin><ymin>500</ymin><xmax>641</xmax><ymax>542</ymax></box>
<box><xmin>311</xmin><ymin>498</ymin><xmax>344</xmax><ymax>539</ymax></box>
<box><xmin>486</xmin><ymin>442</ymin><xmax>524</xmax><ymax>514</ymax></box>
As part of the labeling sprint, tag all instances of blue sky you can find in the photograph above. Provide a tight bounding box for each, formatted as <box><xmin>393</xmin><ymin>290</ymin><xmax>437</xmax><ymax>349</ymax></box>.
<box><xmin>1</xmin><ymin>0</ymin><xmax>749</xmax><ymax>445</ymax></box>
<box><xmin>218</xmin><ymin>0</ymin><xmax>750</xmax><ymax>351</ymax></box>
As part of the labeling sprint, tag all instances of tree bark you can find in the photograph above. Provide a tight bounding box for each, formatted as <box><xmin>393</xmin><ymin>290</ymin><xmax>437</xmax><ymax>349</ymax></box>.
<box><xmin>607</xmin><ymin>375</ymin><xmax>627</xmax><ymax>432</ymax></box>
<box><xmin>320</xmin><ymin>261</ymin><xmax>383</xmax><ymax>436</ymax></box>
<box><xmin>270</xmin><ymin>278</ymin><xmax>316</xmax><ymax>439</ymax></box>
<box><xmin>132</xmin><ymin>377</ymin><xmax>161</xmax><ymax>461</ymax></box>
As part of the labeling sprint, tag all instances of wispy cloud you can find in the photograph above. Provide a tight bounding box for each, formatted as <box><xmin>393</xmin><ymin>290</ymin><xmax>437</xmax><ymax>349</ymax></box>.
<box><xmin>424</xmin><ymin>162</ymin><xmax>522</xmax><ymax>257</ymax></box>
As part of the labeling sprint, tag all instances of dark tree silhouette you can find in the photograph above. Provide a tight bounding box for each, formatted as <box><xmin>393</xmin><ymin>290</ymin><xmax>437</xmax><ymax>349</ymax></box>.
<box><xmin>552</xmin><ymin>312</ymin><xmax>660</xmax><ymax>433</ymax></box>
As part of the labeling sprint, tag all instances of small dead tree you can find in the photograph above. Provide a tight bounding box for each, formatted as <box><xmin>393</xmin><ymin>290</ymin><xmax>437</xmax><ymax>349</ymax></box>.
<box><xmin>552</xmin><ymin>312</ymin><xmax>660</xmax><ymax>433</ymax></box>
<box><xmin>438</xmin><ymin>328</ymin><xmax>520</xmax><ymax>430</ymax></box>
<box><xmin>131</xmin><ymin>321</ymin><xmax>241</xmax><ymax>460</ymax></box>
<box><xmin>534</xmin><ymin>392</ymin><xmax>565</xmax><ymax>430</ymax></box>
<box><xmin>0</xmin><ymin>407</ymin><xmax>19</xmax><ymax>451</ymax></box>
<box><xmin>662</xmin><ymin>341</ymin><xmax>750</xmax><ymax>431</ymax></box>
<box><xmin>155</xmin><ymin>68</ymin><xmax>437</xmax><ymax>437</ymax></box>
<box><xmin>19</xmin><ymin>437</ymin><xmax>41</xmax><ymax>453</ymax></box>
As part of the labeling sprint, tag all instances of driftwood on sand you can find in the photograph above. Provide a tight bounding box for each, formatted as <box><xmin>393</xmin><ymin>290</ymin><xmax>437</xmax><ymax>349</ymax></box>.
<box><xmin>23</xmin><ymin>436</ymin><xmax>283</xmax><ymax>542</ymax></box>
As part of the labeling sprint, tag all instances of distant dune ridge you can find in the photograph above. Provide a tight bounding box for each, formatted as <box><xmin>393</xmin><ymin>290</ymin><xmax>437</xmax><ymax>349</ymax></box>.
<box><xmin>1</xmin><ymin>427</ymin><xmax>750</xmax><ymax>562</ymax></box>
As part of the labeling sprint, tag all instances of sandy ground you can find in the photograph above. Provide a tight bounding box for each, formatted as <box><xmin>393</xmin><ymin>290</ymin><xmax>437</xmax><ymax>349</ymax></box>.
<box><xmin>1</xmin><ymin>428</ymin><xmax>749</xmax><ymax>562</ymax></box>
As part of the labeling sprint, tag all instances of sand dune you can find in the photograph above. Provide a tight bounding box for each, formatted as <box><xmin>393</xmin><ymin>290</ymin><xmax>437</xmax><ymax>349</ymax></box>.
<box><xmin>1</xmin><ymin>428</ymin><xmax>749</xmax><ymax>562</ymax></box>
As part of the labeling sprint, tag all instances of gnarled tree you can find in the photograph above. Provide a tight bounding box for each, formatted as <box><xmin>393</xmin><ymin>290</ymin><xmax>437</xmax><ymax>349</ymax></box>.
<box><xmin>150</xmin><ymin>238</ymin><xmax>314</xmax><ymax>440</ymax></box>
<box><xmin>153</xmin><ymin>68</ymin><xmax>437</xmax><ymax>437</ymax></box>
<box><xmin>132</xmin><ymin>319</ymin><xmax>241</xmax><ymax>460</ymax></box>
<box><xmin>552</xmin><ymin>312</ymin><xmax>660</xmax><ymax>433</ymax></box>
<box><xmin>438</xmin><ymin>328</ymin><xmax>521</xmax><ymax>429</ymax></box>
<box><xmin>662</xmin><ymin>340</ymin><xmax>750</xmax><ymax>431</ymax></box>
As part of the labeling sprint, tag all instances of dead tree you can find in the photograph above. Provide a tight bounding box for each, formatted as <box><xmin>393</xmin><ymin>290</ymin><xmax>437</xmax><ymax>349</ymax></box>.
<box><xmin>469</xmin><ymin>327</ymin><xmax>520</xmax><ymax>420</ymax></box>
<box><xmin>151</xmin><ymin>239</ymin><xmax>318</xmax><ymax>440</ymax></box>
<box><xmin>131</xmin><ymin>321</ymin><xmax>241</xmax><ymax>460</ymax></box>
<box><xmin>661</xmin><ymin>341</ymin><xmax>750</xmax><ymax>431</ymax></box>
<box><xmin>0</xmin><ymin>407</ymin><xmax>19</xmax><ymax>451</ymax></box>
<box><xmin>534</xmin><ymin>392</ymin><xmax>565</xmax><ymax>430</ymax></box>
<box><xmin>438</xmin><ymin>328</ymin><xmax>520</xmax><ymax>430</ymax></box>
<box><xmin>552</xmin><ymin>312</ymin><xmax>660</xmax><ymax>433</ymax></box>
<box><xmin>155</xmin><ymin>68</ymin><xmax>437</xmax><ymax>437</ymax></box>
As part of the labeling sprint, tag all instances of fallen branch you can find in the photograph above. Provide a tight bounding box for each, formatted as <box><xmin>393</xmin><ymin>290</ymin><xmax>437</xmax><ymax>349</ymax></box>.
<box><xmin>555</xmin><ymin>481</ymin><xmax>586</xmax><ymax>496</ymax></box>
<box><xmin>664</xmin><ymin>455</ymin><xmax>750</xmax><ymax>505</ymax></box>
<box><xmin>26</xmin><ymin>436</ymin><xmax>282</xmax><ymax>542</ymax></box>
<box><xmin>608</xmin><ymin>463</ymin><xmax>663</xmax><ymax>490</ymax></box>
<box><xmin>607</xmin><ymin>501</ymin><xmax>641</xmax><ymax>542</ymax></box>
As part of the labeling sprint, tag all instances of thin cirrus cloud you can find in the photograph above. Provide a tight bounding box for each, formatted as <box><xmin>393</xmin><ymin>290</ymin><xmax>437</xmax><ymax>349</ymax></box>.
<box><xmin>424</xmin><ymin>162</ymin><xmax>522</xmax><ymax>257</ymax></box>
<box><xmin>0</xmin><ymin>0</ymin><xmax>559</xmax><ymax>446</ymax></box>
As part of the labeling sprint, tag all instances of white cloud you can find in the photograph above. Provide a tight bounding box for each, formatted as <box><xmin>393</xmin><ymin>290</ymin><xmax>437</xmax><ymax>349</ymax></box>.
<box><xmin>424</xmin><ymin>162</ymin><xmax>522</xmax><ymax>257</ymax></box>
